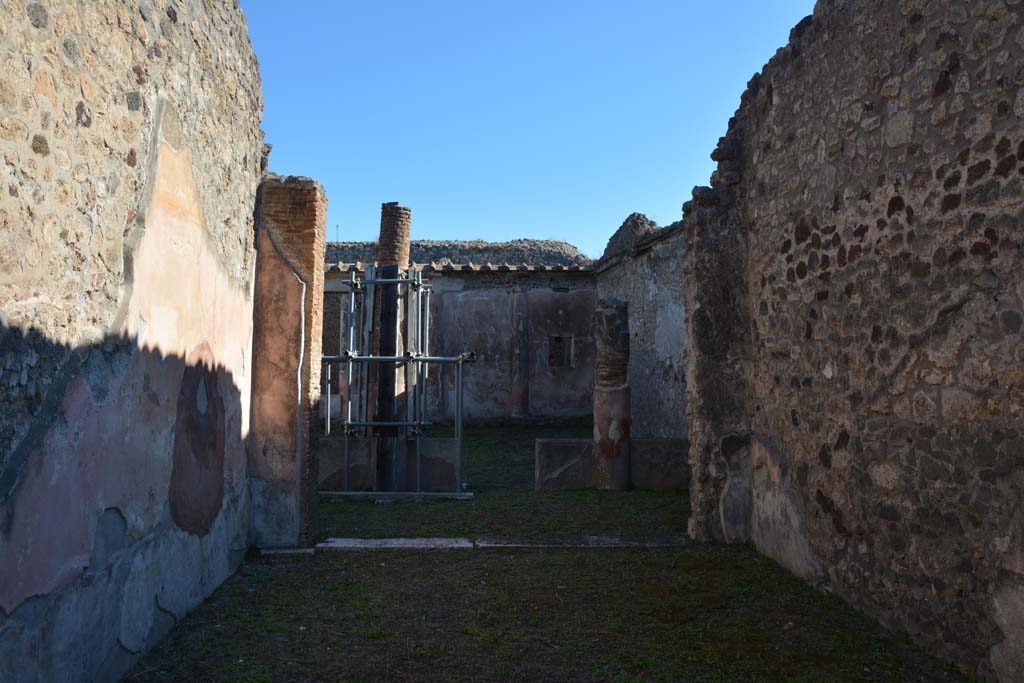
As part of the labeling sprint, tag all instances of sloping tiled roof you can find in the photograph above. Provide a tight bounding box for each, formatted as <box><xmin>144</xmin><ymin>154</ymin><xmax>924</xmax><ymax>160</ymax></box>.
<box><xmin>325</xmin><ymin>239</ymin><xmax>593</xmax><ymax>269</ymax></box>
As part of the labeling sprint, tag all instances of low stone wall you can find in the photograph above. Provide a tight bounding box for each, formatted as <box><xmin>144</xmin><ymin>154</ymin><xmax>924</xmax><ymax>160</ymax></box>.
<box><xmin>684</xmin><ymin>1</ymin><xmax>1024</xmax><ymax>679</ymax></box>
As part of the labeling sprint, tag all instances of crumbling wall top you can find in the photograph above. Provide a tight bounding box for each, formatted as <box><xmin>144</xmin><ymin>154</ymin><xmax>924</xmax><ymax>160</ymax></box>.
<box><xmin>597</xmin><ymin>213</ymin><xmax>659</xmax><ymax>264</ymax></box>
<box><xmin>325</xmin><ymin>238</ymin><xmax>593</xmax><ymax>269</ymax></box>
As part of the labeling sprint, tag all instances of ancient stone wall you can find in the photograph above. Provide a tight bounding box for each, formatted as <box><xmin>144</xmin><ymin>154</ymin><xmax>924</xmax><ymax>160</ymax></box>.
<box><xmin>596</xmin><ymin>220</ymin><xmax>687</xmax><ymax>440</ymax></box>
<box><xmin>326</xmin><ymin>238</ymin><xmax>593</xmax><ymax>267</ymax></box>
<box><xmin>684</xmin><ymin>1</ymin><xmax>1024</xmax><ymax>679</ymax></box>
<box><xmin>0</xmin><ymin>2</ymin><xmax>263</xmax><ymax>681</ymax></box>
<box><xmin>594</xmin><ymin>213</ymin><xmax>659</xmax><ymax>269</ymax></box>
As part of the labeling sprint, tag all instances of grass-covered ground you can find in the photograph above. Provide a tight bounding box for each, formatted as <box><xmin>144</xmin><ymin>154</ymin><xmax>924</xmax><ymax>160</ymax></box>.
<box><xmin>128</xmin><ymin>422</ymin><xmax>966</xmax><ymax>682</ymax></box>
<box><xmin>319</xmin><ymin>488</ymin><xmax>688</xmax><ymax>543</ymax></box>
<box><xmin>319</xmin><ymin>419</ymin><xmax>688</xmax><ymax>543</ymax></box>
<box><xmin>128</xmin><ymin>547</ymin><xmax>964</xmax><ymax>683</ymax></box>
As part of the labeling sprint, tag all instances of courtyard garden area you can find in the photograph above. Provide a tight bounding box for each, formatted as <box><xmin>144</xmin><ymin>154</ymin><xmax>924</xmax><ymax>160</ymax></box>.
<box><xmin>128</xmin><ymin>423</ymin><xmax>966</xmax><ymax>682</ymax></box>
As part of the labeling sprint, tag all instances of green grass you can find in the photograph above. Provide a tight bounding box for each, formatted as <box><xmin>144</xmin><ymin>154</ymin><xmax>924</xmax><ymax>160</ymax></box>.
<box><xmin>319</xmin><ymin>489</ymin><xmax>688</xmax><ymax>542</ymax></box>
<box><xmin>319</xmin><ymin>420</ymin><xmax>689</xmax><ymax>543</ymax></box>
<box><xmin>319</xmin><ymin>417</ymin><xmax>593</xmax><ymax>493</ymax></box>
<box><xmin>459</xmin><ymin>418</ymin><xmax>592</xmax><ymax>492</ymax></box>
<box><xmin>127</xmin><ymin>546</ymin><xmax>965</xmax><ymax>683</ymax></box>
<box><xmin>127</xmin><ymin>421</ymin><xmax>967</xmax><ymax>682</ymax></box>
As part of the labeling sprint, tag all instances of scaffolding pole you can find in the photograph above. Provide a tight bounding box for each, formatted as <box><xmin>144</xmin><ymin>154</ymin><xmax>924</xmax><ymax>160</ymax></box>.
<box><xmin>324</xmin><ymin>265</ymin><xmax>473</xmax><ymax>494</ymax></box>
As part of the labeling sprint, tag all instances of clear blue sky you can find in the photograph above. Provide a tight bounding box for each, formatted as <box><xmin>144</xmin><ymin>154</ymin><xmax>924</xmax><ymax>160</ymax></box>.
<box><xmin>240</xmin><ymin>1</ymin><xmax>815</xmax><ymax>258</ymax></box>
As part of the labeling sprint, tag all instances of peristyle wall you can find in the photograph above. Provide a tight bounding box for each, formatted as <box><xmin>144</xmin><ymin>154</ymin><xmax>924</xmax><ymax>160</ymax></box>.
<box><xmin>0</xmin><ymin>2</ymin><xmax>263</xmax><ymax>681</ymax></box>
<box><xmin>323</xmin><ymin>266</ymin><xmax>597</xmax><ymax>421</ymax></box>
<box><xmin>685</xmin><ymin>1</ymin><xmax>1024</xmax><ymax>679</ymax></box>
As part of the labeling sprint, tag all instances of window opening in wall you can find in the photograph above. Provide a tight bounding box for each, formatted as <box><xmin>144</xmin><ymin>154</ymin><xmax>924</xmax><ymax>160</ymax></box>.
<box><xmin>548</xmin><ymin>335</ymin><xmax>574</xmax><ymax>368</ymax></box>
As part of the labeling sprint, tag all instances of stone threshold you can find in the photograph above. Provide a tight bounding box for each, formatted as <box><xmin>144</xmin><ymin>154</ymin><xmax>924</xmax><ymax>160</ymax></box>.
<box><xmin>260</xmin><ymin>547</ymin><xmax>317</xmax><ymax>556</ymax></box>
<box><xmin>313</xmin><ymin>536</ymin><xmax>686</xmax><ymax>551</ymax></box>
<box><xmin>318</xmin><ymin>491</ymin><xmax>475</xmax><ymax>501</ymax></box>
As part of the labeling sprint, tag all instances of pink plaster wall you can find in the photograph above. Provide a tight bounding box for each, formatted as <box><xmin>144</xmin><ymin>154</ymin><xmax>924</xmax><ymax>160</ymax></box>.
<box><xmin>0</xmin><ymin>117</ymin><xmax>254</xmax><ymax>615</ymax></box>
<box><xmin>249</xmin><ymin>232</ymin><xmax>304</xmax><ymax>486</ymax></box>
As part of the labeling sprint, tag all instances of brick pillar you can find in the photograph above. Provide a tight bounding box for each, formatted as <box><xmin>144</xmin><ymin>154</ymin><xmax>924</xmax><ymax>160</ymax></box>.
<box><xmin>371</xmin><ymin>202</ymin><xmax>412</xmax><ymax>490</ymax></box>
<box><xmin>249</xmin><ymin>175</ymin><xmax>326</xmax><ymax>547</ymax></box>
<box><xmin>591</xmin><ymin>299</ymin><xmax>630</xmax><ymax>490</ymax></box>
<box><xmin>376</xmin><ymin>202</ymin><xmax>412</xmax><ymax>267</ymax></box>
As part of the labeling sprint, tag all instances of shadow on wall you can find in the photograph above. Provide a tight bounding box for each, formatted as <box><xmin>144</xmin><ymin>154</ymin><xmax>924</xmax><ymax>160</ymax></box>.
<box><xmin>0</xmin><ymin>322</ymin><xmax>250</xmax><ymax>683</ymax></box>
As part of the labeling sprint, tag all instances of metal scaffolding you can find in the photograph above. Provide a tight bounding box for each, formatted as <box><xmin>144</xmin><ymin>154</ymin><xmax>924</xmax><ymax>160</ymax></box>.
<box><xmin>322</xmin><ymin>266</ymin><xmax>475</xmax><ymax>492</ymax></box>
